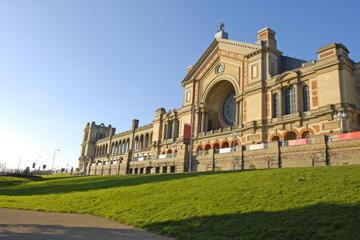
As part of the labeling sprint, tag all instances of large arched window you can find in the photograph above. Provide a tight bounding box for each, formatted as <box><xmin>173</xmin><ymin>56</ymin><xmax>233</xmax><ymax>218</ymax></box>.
<box><xmin>272</xmin><ymin>93</ymin><xmax>279</xmax><ymax>118</ymax></box>
<box><xmin>284</xmin><ymin>86</ymin><xmax>296</xmax><ymax>115</ymax></box>
<box><xmin>303</xmin><ymin>85</ymin><xmax>310</xmax><ymax>112</ymax></box>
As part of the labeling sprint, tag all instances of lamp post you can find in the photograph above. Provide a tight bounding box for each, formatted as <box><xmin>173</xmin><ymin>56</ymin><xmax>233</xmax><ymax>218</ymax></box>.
<box><xmin>333</xmin><ymin>111</ymin><xmax>347</xmax><ymax>133</ymax></box>
<box><xmin>231</xmin><ymin>131</ymin><xmax>238</xmax><ymax>152</ymax></box>
<box><xmin>51</xmin><ymin>149</ymin><xmax>61</xmax><ymax>171</ymax></box>
<box><xmin>188</xmin><ymin>78</ymin><xmax>196</xmax><ymax>173</ymax></box>
<box><xmin>34</xmin><ymin>155</ymin><xmax>41</xmax><ymax>169</ymax></box>
<box><xmin>17</xmin><ymin>155</ymin><xmax>22</xmax><ymax>171</ymax></box>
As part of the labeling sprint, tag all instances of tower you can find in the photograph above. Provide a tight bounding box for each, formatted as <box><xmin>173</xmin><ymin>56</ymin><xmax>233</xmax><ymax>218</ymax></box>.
<box><xmin>78</xmin><ymin>122</ymin><xmax>115</xmax><ymax>174</ymax></box>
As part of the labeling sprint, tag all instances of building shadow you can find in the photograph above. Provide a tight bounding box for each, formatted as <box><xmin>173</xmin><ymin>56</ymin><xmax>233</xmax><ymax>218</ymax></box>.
<box><xmin>144</xmin><ymin>203</ymin><xmax>360</xmax><ymax>240</ymax></box>
<box><xmin>0</xmin><ymin>171</ymin><xmax>234</xmax><ymax>196</ymax></box>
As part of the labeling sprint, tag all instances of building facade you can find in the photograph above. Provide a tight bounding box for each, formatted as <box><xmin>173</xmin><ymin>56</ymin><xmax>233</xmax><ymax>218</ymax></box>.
<box><xmin>79</xmin><ymin>26</ymin><xmax>360</xmax><ymax>175</ymax></box>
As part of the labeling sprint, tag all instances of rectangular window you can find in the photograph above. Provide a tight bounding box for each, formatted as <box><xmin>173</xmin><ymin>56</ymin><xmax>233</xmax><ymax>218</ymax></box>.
<box><xmin>251</xmin><ymin>64</ymin><xmax>258</xmax><ymax>79</ymax></box>
<box><xmin>272</xmin><ymin>93</ymin><xmax>279</xmax><ymax>118</ymax></box>
<box><xmin>303</xmin><ymin>85</ymin><xmax>310</xmax><ymax>112</ymax></box>
<box><xmin>284</xmin><ymin>86</ymin><xmax>296</xmax><ymax>115</ymax></box>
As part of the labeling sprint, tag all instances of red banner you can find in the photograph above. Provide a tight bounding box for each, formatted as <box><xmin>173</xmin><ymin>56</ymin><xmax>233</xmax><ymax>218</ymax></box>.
<box><xmin>333</xmin><ymin>132</ymin><xmax>360</xmax><ymax>140</ymax></box>
<box><xmin>288</xmin><ymin>138</ymin><xmax>307</xmax><ymax>146</ymax></box>
<box><xmin>183</xmin><ymin>124</ymin><xmax>191</xmax><ymax>144</ymax></box>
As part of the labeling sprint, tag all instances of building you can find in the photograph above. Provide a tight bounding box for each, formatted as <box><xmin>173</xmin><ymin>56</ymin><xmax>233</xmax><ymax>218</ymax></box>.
<box><xmin>79</xmin><ymin>25</ymin><xmax>360</xmax><ymax>175</ymax></box>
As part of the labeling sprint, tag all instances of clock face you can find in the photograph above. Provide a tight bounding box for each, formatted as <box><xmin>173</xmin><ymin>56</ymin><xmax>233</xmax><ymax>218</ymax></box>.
<box><xmin>216</xmin><ymin>64</ymin><xmax>224</xmax><ymax>74</ymax></box>
<box><xmin>222</xmin><ymin>92</ymin><xmax>236</xmax><ymax>126</ymax></box>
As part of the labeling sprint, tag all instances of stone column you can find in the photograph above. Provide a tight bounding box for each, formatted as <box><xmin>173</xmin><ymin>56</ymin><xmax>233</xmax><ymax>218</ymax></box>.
<box><xmin>294</xmin><ymin>84</ymin><xmax>299</xmax><ymax>113</ymax></box>
<box><xmin>201</xmin><ymin>110</ymin><xmax>206</xmax><ymax>133</ymax></box>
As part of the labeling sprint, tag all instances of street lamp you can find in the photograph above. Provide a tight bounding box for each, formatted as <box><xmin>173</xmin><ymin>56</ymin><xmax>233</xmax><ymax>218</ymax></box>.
<box><xmin>51</xmin><ymin>149</ymin><xmax>61</xmax><ymax>171</ymax></box>
<box><xmin>231</xmin><ymin>131</ymin><xmax>238</xmax><ymax>152</ymax></box>
<box><xmin>333</xmin><ymin>111</ymin><xmax>347</xmax><ymax>133</ymax></box>
<box><xmin>34</xmin><ymin>155</ymin><xmax>41</xmax><ymax>169</ymax></box>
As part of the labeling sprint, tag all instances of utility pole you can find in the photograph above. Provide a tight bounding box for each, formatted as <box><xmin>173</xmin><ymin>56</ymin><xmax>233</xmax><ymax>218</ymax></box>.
<box><xmin>188</xmin><ymin>78</ymin><xmax>196</xmax><ymax>172</ymax></box>
<box><xmin>17</xmin><ymin>155</ymin><xmax>22</xmax><ymax>171</ymax></box>
<box><xmin>51</xmin><ymin>149</ymin><xmax>61</xmax><ymax>171</ymax></box>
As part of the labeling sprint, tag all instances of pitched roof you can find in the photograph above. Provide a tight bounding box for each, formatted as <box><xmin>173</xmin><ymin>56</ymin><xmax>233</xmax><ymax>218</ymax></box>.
<box><xmin>181</xmin><ymin>38</ymin><xmax>261</xmax><ymax>85</ymax></box>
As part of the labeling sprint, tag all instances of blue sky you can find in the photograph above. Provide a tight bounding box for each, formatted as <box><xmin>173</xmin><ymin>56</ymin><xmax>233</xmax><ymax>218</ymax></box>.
<box><xmin>0</xmin><ymin>0</ymin><xmax>359</xmax><ymax>170</ymax></box>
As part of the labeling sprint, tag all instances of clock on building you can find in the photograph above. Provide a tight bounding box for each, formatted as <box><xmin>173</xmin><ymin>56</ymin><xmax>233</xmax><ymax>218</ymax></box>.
<box><xmin>215</xmin><ymin>63</ymin><xmax>225</xmax><ymax>75</ymax></box>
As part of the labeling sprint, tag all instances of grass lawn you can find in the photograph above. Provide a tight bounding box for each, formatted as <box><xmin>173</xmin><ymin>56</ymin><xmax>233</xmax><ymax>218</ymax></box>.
<box><xmin>1</xmin><ymin>166</ymin><xmax>360</xmax><ymax>239</ymax></box>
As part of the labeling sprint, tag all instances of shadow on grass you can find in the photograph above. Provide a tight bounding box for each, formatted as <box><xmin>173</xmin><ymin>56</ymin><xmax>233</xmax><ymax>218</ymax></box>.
<box><xmin>145</xmin><ymin>203</ymin><xmax>360</xmax><ymax>240</ymax></box>
<box><xmin>0</xmin><ymin>171</ymin><xmax>227</xmax><ymax>196</ymax></box>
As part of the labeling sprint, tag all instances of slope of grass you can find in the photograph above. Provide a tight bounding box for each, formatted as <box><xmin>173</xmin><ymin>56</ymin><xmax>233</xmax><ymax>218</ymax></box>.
<box><xmin>0</xmin><ymin>166</ymin><xmax>360</xmax><ymax>239</ymax></box>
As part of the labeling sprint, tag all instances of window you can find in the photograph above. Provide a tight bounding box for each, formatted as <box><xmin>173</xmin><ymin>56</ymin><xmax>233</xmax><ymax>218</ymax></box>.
<box><xmin>207</xmin><ymin>119</ymin><xmax>213</xmax><ymax>131</ymax></box>
<box><xmin>303</xmin><ymin>85</ymin><xmax>310</xmax><ymax>112</ymax></box>
<box><xmin>251</xmin><ymin>64</ymin><xmax>258</xmax><ymax>79</ymax></box>
<box><xmin>284</xmin><ymin>86</ymin><xmax>296</xmax><ymax>115</ymax></box>
<box><xmin>272</xmin><ymin>93</ymin><xmax>279</xmax><ymax>118</ymax></box>
<box><xmin>167</xmin><ymin>121</ymin><xmax>173</xmax><ymax>139</ymax></box>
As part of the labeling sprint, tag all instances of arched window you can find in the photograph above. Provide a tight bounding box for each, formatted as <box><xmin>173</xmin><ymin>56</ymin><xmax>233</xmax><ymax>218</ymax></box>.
<box><xmin>221</xmin><ymin>142</ymin><xmax>229</xmax><ymax>148</ymax></box>
<box><xmin>119</xmin><ymin>141</ymin><xmax>123</xmax><ymax>154</ymax></box>
<box><xmin>204</xmin><ymin>144</ymin><xmax>211</xmax><ymax>150</ymax></box>
<box><xmin>272</xmin><ymin>93</ymin><xmax>279</xmax><ymax>118</ymax></box>
<box><xmin>167</xmin><ymin>121</ymin><xmax>173</xmax><ymax>139</ymax></box>
<box><xmin>134</xmin><ymin>136</ymin><xmax>139</xmax><ymax>151</ymax></box>
<box><xmin>140</xmin><ymin>135</ymin><xmax>144</xmax><ymax>150</ymax></box>
<box><xmin>230</xmin><ymin>140</ymin><xmax>238</xmax><ymax>148</ymax></box>
<box><xmin>301</xmin><ymin>131</ymin><xmax>310</xmax><ymax>139</ymax></box>
<box><xmin>284</xmin><ymin>131</ymin><xmax>297</xmax><ymax>141</ymax></box>
<box><xmin>213</xmin><ymin>143</ymin><xmax>220</xmax><ymax>150</ymax></box>
<box><xmin>303</xmin><ymin>85</ymin><xmax>310</xmax><ymax>112</ymax></box>
<box><xmin>284</xmin><ymin>86</ymin><xmax>296</xmax><ymax>115</ymax></box>
<box><xmin>144</xmin><ymin>134</ymin><xmax>149</xmax><ymax>148</ymax></box>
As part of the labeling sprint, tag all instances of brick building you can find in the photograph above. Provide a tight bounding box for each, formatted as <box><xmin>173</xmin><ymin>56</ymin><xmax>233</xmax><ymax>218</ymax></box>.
<box><xmin>79</xmin><ymin>25</ymin><xmax>360</xmax><ymax>175</ymax></box>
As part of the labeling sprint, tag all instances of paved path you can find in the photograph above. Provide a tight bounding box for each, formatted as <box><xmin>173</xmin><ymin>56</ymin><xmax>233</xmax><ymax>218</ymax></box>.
<box><xmin>0</xmin><ymin>208</ymin><xmax>171</xmax><ymax>240</ymax></box>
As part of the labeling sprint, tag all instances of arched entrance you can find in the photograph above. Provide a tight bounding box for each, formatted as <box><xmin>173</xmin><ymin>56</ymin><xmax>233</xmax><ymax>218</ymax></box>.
<box><xmin>203</xmin><ymin>80</ymin><xmax>237</xmax><ymax>131</ymax></box>
<box><xmin>221</xmin><ymin>142</ymin><xmax>229</xmax><ymax>148</ymax></box>
<box><xmin>301</xmin><ymin>131</ymin><xmax>311</xmax><ymax>139</ymax></box>
<box><xmin>284</xmin><ymin>131</ymin><xmax>297</xmax><ymax>141</ymax></box>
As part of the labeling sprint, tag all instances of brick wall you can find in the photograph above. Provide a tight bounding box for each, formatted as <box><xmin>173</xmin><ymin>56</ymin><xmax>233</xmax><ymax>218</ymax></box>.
<box><xmin>87</xmin><ymin>134</ymin><xmax>360</xmax><ymax>175</ymax></box>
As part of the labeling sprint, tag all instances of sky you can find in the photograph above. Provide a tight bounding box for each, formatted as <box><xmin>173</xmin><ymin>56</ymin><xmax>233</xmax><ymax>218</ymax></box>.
<box><xmin>0</xmin><ymin>0</ymin><xmax>359</xmax><ymax>170</ymax></box>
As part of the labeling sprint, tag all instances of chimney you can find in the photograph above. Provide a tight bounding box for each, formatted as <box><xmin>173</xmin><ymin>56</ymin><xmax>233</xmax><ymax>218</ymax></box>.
<box><xmin>257</xmin><ymin>27</ymin><xmax>277</xmax><ymax>49</ymax></box>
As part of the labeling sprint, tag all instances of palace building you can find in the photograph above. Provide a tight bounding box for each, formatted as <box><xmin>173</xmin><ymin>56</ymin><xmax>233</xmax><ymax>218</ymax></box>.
<box><xmin>79</xmin><ymin>25</ymin><xmax>360</xmax><ymax>175</ymax></box>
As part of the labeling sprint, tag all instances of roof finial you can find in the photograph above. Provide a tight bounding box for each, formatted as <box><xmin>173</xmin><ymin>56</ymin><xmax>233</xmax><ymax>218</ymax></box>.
<box><xmin>217</xmin><ymin>22</ymin><xmax>225</xmax><ymax>32</ymax></box>
<box><xmin>215</xmin><ymin>22</ymin><xmax>228</xmax><ymax>39</ymax></box>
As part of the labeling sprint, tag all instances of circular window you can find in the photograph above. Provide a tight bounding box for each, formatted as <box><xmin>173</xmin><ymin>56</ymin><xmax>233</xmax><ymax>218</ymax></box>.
<box><xmin>222</xmin><ymin>92</ymin><xmax>236</xmax><ymax>126</ymax></box>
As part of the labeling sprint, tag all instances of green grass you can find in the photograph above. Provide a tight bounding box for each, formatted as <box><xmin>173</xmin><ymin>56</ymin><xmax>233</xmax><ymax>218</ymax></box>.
<box><xmin>1</xmin><ymin>166</ymin><xmax>360</xmax><ymax>239</ymax></box>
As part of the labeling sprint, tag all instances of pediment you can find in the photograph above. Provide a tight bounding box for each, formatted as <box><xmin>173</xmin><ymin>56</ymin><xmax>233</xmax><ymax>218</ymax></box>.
<box><xmin>182</xmin><ymin>39</ymin><xmax>261</xmax><ymax>86</ymax></box>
